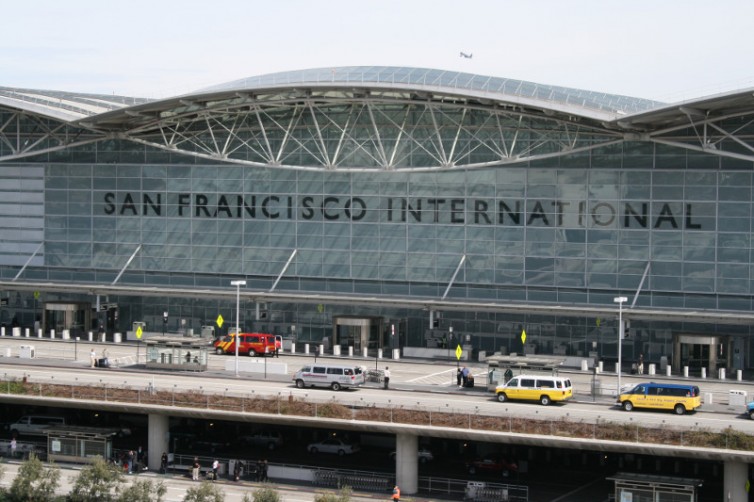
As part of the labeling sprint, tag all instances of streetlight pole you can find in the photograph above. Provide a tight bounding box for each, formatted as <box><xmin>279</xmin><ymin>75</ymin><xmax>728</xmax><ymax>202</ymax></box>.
<box><xmin>231</xmin><ymin>280</ymin><xmax>247</xmax><ymax>377</ymax></box>
<box><xmin>614</xmin><ymin>296</ymin><xmax>628</xmax><ymax>400</ymax></box>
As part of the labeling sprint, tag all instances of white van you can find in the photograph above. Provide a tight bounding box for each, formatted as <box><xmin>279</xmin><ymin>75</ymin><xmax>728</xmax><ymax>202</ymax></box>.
<box><xmin>9</xmin><ymin>415</ymin><xmax>66</xmax><ymax>436</ymax></box>
<box><xmin>293</xmin><ymin>364</ymin><xmax>366</xmax><ymax>391</ymax></box>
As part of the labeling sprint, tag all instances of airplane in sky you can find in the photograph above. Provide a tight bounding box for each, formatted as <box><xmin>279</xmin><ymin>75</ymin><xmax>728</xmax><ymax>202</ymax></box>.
<box><xmin>459</xmin><ymin>52</ymin><xmax>473</xmax><ymax>59</ymax></box>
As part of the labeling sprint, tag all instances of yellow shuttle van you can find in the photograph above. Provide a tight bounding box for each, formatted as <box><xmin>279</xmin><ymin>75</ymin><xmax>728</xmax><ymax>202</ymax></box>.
<box><xmin>495</xmin><ymin>375</ymin><xmax>573</xmax><ymax>406</ymax></box>
<box><xmin>618</xmin><ymin>382</ymin><xmax>701</xmax><ymax>415</ymax></box>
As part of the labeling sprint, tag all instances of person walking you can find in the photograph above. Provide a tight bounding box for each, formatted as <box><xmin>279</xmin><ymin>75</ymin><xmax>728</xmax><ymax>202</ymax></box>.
<box><xmin>392</xmin><ymin>484</ymin><xmax>401</xmax><ymax>501</ymax></box>
<box><xmin>457</xmin><ymin>368</ymin><xmax>462</xmax><ymax>387</ymax></box>
<box><xmin>160</xmin><ymin>452</ymin><xmax>168</xmax><ymax>474</ymax></box>
<box><xmin>383</xmin><ymin>366</ymin><xmax>391</xmax><ymax>389</ymax></box>
<box><xmin>211</xmin><ymin>459</ymin><xmax>219</xmax><ymax>481</ymax></box>
<box><xmin>10</xmin><ymin>437</ymin><xmax>17</xmax><ymax>458</ymax></box>
<box><xmin>637</xmin><ymin>353</ymin><xmax>645</xmax><ymax>375</ymax></box>
<box><xmin>192</xmin><ymin>457</ymin><xmax>200</xmax><ymax>481</ymax></box>
<box><xmin>461</xmin><ymin>366</ymin><xmax>470</xmax><ymax>387</ymax></box>
<box><xmin>260</xmin><ymin>459</ymin><xmax>268</xmax><ymax>481</ymax></box>
<box><xmin>90</xmin><ymin>348</ymin><xmax>97</xmax><ymax>368</ymax></box>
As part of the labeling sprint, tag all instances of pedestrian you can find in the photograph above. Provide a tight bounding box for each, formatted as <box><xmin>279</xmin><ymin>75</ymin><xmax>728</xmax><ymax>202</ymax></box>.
<box><xmin>160</xmin><ymin>452</ymin><xmax>168</xmax><ymax>474</ymax></box>
<box><xmin>461</xmin><ymin>366</ymin><xmax>470</xmax><ymax>387</ymax></box>
<box><xmin>260</xmin><ymin>459</ymin><xmax>268</xmax><ymax>481</ymax></box>
<box><xmin>392</xmin><ymin>484</ymin><xmax>401</xmax><ymax>501</ymax></box>
<box><xmin>10</xmin><ymin>437</ymin><xmax>17</xmax><ymax>458</ymax></box>
<box><xmin>192</xmin><ymin>457</ymin><xmax>200</xmax><ymax>481</ymax></box>
<box><xmin>383</xmin><ymin>366</ymin><xmax>391</xmax><ymax>389</ymax></box>
<box><xmin>127</xmin><ymin>450</ymin><xmax>134</xmax><ymax>474</ymax></box>
<box><xmin>638</xmin><ymin>354</ymin><xmax>644</xmax><ymax>375</ymax></box>
<box><xmin>457</xmin><ymin>368</ymin><xmax>462</xmax><ymax>387</ymax></box>
<box><xmin>212</xmin><ymin>459</ymin><xmax>219</xmax><ymax>481</ymax></box>
<box><xmin>90</xmin><ymin>348</ymin><xmax>96</xmax><ymax>368</ymax></box>
<box><xmin>234</xmin><ymin>461</ymin><xmax>242</xmax><ymax>481</ymax></box>
<box><xmin>102</xmin><ymin>348</ymin><xmax>109</xmax><ymax>368</ymax></box>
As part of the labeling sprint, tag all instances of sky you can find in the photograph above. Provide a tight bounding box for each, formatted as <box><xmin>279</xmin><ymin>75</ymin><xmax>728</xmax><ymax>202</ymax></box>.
<box><xmin>3</xmin><ymin>0</ymin><xmax>754</xmax><ymax>103</ymax></box>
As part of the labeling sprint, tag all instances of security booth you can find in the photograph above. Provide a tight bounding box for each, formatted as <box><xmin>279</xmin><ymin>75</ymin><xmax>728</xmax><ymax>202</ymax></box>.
<box><xmin>145</xmin><ymin>336</ymin><xmax>208</xmax><ymax>371</ymax></box>
<box><xmin>46</xmin><ymin>426</ymin><xmax>119</xmax><ymax>463</ymax></box>
<box><xmin>607</xmin><ymin>472</ymin><xmax>704</xmax><ymax>502</ymax></box>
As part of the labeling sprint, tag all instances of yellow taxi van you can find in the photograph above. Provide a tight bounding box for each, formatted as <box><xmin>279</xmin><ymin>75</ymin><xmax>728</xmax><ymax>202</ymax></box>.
<box><xmin>495</xmin><ymin>375</ymin><xmax>573</xmax><ymax>406</ymax></box>
<box><xmin>618</xmin><ymin>382</ymin><xmax>701</xmax><ymax>415</ymax></box>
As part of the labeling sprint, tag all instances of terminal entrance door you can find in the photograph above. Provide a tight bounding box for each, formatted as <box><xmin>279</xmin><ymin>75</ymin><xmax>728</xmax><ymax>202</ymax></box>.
<box><xmin>673</xmin><ymin>334</ymin><xmax>731</xmax><ymax>376</ymax></box>
<box><xmin>43</xmin><ymin>302</ymin><xmax>91</xmax><ymax>337</ymax></box>
<box><xmin>332</xmin><ymin>316</ymin><xmax>384</xmax><ymax>354</ymax></box>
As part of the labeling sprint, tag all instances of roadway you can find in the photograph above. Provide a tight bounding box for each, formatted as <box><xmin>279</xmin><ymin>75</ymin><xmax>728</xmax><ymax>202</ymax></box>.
<box><xmin>0</xmin><ymin>337</ymin><xmax>753</xmax><ymax>435</ymax></box>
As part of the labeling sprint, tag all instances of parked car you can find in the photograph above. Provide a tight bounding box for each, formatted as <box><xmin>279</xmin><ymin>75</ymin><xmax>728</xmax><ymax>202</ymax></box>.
<box><xmin>390</xmin><ymin>448</ymin><xmax>434</xmax><ymax>463</ymax></box>
<box><xmin>242</xmin><ymin>430</ymin><xmax>284</xmax><ymax>450</ymax></box>
<box><xmin>307</xmin><ymin>438</ymin><xmax>360</xmax><ymax>456</ymax></box>
<box><xmin>467</xmin><ymin>458</ymin><xmax>518</xmax><ymax>476</ymax></box>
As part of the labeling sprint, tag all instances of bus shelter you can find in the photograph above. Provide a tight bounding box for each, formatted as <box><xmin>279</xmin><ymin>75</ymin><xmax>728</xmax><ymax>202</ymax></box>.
<box><xmin>45</xmin><ymin>426</ymin><xmax>119</xmax><ymax>463</ymax></box>
<box><xmin>607</xmin><ymin>472</ymin><xmax>704</xmax><ymax>502</ymax></box>
<box><xmin>145</xmin><ymin>336</ymin><xmax>208</xmax><ymax>371</ymax></box>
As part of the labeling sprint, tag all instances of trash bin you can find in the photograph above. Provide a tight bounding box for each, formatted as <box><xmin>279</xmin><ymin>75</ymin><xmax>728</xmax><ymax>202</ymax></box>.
<box><xmin>19</xmin><ymin>345</ymin><xmax>35</xmax><ymax>359</ymax></box>
<box><xmin>730</xmin><ymin>390</ymin><xmax>747</xmax><ymax>407</ymax></box>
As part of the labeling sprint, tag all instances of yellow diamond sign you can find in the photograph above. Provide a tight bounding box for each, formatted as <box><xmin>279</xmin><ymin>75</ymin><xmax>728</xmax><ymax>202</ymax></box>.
<box><xmin>521</xmin><ymin>329</ymin><xmax>527</xmax><ymax>345</ymax></box>
<box><xmin>455</xmin><ymin>344</ymin><xmax>463</xmax><ymax>360</ymax></box>
<box><xmin>136</xmin><ymin>325</ymin><xmax>143</xmax><ymax>339</ymax></box>
<box><xmin>216</xmin><ymin>314</ymin><xmax>224</xmax><ymax>328</ymax></box>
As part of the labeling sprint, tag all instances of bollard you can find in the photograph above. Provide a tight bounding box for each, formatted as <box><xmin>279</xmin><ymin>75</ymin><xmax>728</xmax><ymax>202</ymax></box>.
<box><xmin>648</xmin><ymin>363</ymin><xmax>656</xmax><ymax>376</ymax></box>
<box><xmin>738</xmin><ymin>369</ymin><xmax>743</xmax><ymax>382</ymax></box>
<box><xmin>88</xmin><ymin>331</ymin><xmax>93</xmax><ymax>342</ymax></box>
<box><xmin>348</xmin><ymin>346</ymin><xmax>353</xmax><ymax>357</ymax></box>
<box><xmin>362</xmin><ymin>347</ymin><xmax>368</xmax><ymax>358</ymax></box>
<box><xmin>304</xmin><ymin>343</ymin><xmax>309</xmax><ymax>355</ymax></box>
<box><xmin>37</xmin><ymin>329</ymin><xmax>42</xmax><ymax>338</ymax></box>
<box><xmin>0</xmin><ymin>326</ymin><xmax>4</xmax><ymax>336</ymax></box>
<box><xmin>24</xmin><ymin>328</ymin><xmax>29</xmax><ymax>337</ymax></box>
<box><xmin>12</xmin><ymin>327</ymin><xmax>21</xmax><ymax>337</ymax></box>
<box><xmin>598</xmin><ymin>361</ymin><xmax>603</xmax><ymax>373</ymax></box>
<box><xmin>333</xmin><ymin>345</ymin><xmax>341</xmax><ymax>356</ymax></box>
<box><xmin>683</xmin><ymin>366</ymin><xmax>689</xmax><ymax>378</ymax></box>
<box><xmin>580</xmin><ymin>360</ymin><xmax>588</xmax><ymax>371</ymax></box>
<box><xmin>701</xmin><ymin>367</ymin><xmax>707</xmax><ymax>379</ymax></box>
<box><xmin>377</xmin><ymin>348</ymin><xmax>383</xmax><ymax>359</ymax></box>
<box><xmin>290</xmin><ymin>342</ymin><xmax>296</xmax><ymax>354</ymax></box>
<box><xmin>666</xmin><ymin>365</ymin><xmax>672</xmax><ymax>377</ymax></box>
<box><xmin>719</xmin><ymin>368</ymin><xmax>726</xmax><ymax>380</ymax></box>
<box><xmin>62</xmin><ymin>329</ymin><xmax>70</xmax><ymax>340</ymax></box>
<box><xmin>392</xmin><ymin>348</ymin><xmax>400</xmax><ymax>360</ymax></box>
<box><xmin>114</xmin><ymin>332</ymin><xmax>122</xmax><ymax>343</ymax></box>
<box><xmin>318</xmin><ymin>344</ymin><xmax>324</xmax><ymax>356</ymax></box>
<box><xmin>50</xmin><ymin>329</ymin><xmax>55</xmax><ymax>339</ymax></box>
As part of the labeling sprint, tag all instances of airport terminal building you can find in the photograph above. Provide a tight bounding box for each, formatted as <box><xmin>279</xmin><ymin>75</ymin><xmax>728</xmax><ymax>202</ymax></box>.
<box><xmin>1</xmin><ymin>66</ymin><xmax>754</xmax><ymax>374</ymax></box>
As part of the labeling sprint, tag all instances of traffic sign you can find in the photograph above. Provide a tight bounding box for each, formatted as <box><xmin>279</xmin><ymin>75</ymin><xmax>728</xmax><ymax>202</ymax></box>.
<box><xmin>136</xmin><ymin>325</ymin><xmax>143</xmax><ymax>339</ymax></box>
<box><xmin>521</xmin><ymin>329</ymin><xmax>527</xmax><ymax>345</ymax></box>
<box><xmin>455</xmin><ymin>344</ymin><xmax>462</xmax><ymax>360</ymax></box>
<box><xmin>216</xmin><ymin>314</ymin><xmax>224</xmax><ymax>328</ymax></box>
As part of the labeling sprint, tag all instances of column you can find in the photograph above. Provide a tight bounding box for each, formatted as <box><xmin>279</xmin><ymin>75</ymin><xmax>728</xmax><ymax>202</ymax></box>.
<box><xmin>148</xmin><ymin>414</ymin><xmax>170</xmax><ymax>472</ymax></box>
<box><xmin>394</xmin><ymin>433</ymin><xmax>418</xmax><ymax>495</ymax></box>
<box><xmin>724</xmin><ymin>461</ymin><xmax>748</xmax><ymax>502</ymax></box>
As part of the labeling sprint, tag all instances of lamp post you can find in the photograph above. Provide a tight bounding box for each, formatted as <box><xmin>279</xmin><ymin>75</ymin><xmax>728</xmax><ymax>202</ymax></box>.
<box><xmin>231</xmin><ymin>280</ymin><xmax>247</xmax><ymax>377</ymax></box>
<box><xmin>449</xmin><ymin>326</ymin><xmax>454</xmax><ymax>384</ymax></box>
<box><xmin>614</xmin><ymin>296</ymin><xmax>628</xmax><ymax>399</ymax></box>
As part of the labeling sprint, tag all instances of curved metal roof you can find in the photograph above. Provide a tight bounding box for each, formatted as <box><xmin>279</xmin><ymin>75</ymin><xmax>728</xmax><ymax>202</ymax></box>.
<box><xmin>199</xmin><ymin>66</ymin><xmax>664</xmax><ymax>117</ymax></box>
<box><xmin>2</xmin><ymin>66</ymin><xmax>754</xmax><ymax>169</ymax></box>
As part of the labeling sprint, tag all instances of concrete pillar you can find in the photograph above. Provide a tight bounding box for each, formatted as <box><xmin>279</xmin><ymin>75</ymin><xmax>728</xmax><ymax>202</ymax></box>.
<box><xmin>395</xmin><ymin>433</ymin><xmax>418</xmax><ymax>495</ymax></box>
<box><xmin>148</xmin><ymin>414</ymin><xmax>170</xmax><ymax>472</ymax></box>
<box><xmin>724</xmin><ymin>461</ymin><xmax>748</xmax><ymax>502</ymax></box>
